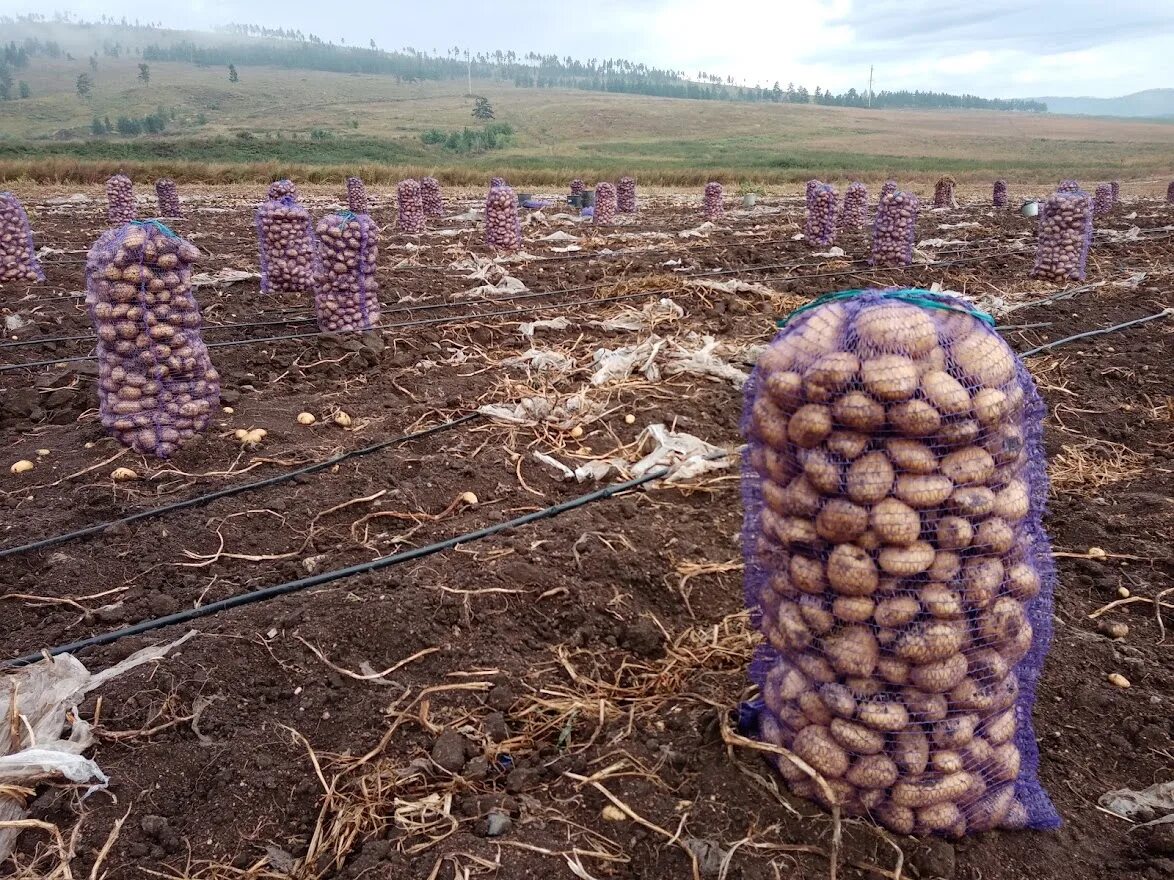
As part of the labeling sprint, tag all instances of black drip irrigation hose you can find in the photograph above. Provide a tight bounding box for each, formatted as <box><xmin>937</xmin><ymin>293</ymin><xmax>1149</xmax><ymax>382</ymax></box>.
<box><xmin>0</xmin><ymin>412</ymin><xmax>481</xmax><ymax>561</ymax></box>
<box><xmin>3</xmin><ymin>460</ymin><xmax>685</xmax><ymax>668</ymax></box>
<box><xmin>1018</xmin><ymin>308</ymin><xmax>1173</xmax><ymax>357</ymax></box>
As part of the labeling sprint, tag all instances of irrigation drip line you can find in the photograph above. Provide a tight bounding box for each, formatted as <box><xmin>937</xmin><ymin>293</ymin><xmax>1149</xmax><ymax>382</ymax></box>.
<box><xmin>1018</xmin><ymin>308</ymin><xmax>1173</xmax><ymax>357</ymax></box>
<box><xmin>0</xmin><ymin>315</ymin><xmax>318</xmax><ymax>351</ymax></box>
<box><xmin>0</xmin><ymin>412</ymin><xmax>480</xmax><ymax>561</ymax></box>
<box><xmin>3</xmin><ymin>457</ymin><xmax>694</xmax><ymax>668</ymax></box>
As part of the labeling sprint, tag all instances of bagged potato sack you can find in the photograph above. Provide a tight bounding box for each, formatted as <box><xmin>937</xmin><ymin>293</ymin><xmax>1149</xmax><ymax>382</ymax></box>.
<box><xmin>740</xmin><ymin>288</ymin><xmax>1060</xmax><ymax>837</ymax></box>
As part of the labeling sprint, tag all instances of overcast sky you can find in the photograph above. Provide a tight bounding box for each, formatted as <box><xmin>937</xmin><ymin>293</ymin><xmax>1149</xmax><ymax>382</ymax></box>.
<box><xmin>7</xmin><ymin>0</ymin><xmax>1172</xmax><ymax>97</ymax></box>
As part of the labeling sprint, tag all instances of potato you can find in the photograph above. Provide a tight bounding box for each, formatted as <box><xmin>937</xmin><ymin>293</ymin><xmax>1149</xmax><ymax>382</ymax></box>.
<box><xmin>764</xmin><ymin>370</ymin><xmax>804</xmax><ymax>411</ymax></box>
<box><xmin>967</xmin><ymin>785</ymin><xmax>1015</xmax><ymax>832</ymax></box>
<box><xmin>801</xmin><ymin>448</ymin><xmax>843</xmax><ymax>494</ymax></box>
<box><xmin>775</xmin><ymin>475</ymin><xmax>822</xmax><ymax>517</ymax></box>
<box><xmin>870</xmin><ymin>497</ymin><xmax>921</xmax><ymax>545</ymax></box>
<box><xmin>766</xmin><ymin>661</ymin><xmax>811</xmax><ymax>703</ymax></box>
<box><xmin>857</xmin><ymin>696</ymin><xmax>910</xmax><ymax>732</ymax></box>
<box><xmin>992</xmin><ymin>479</ymin><xmax>1030</xmax><ymax>522</ymax></box>
<box><xmin>910</xmin><ymin>651</ymin><xmax>969</xmax><ymax>693</ymax></box>
<box><xmin>962</xmin><ymin>557</ymin><xmax>1004</xmax><ymax>609</ymax></box>
<box><xmin>962</xmin><ymin>736</ymin><xmax>994</xmax><ymax>772</ymax></box>
<box><xmin>833</xmin><ymin>595</ymin><xmax>876</xmax><ymax>623</ymax></box>
<box><xmin>876</xmin><ymin>654</ymin><xmax>910</xmax><ymax>686</ymax></box>
<box><xmin>933</xmin><ymin>713</ymin><xmax>977</xmax><ymax>749</ymax></box>
<box><xmin>940</xmin><ymin>446</ymin><xmax>995</xmax><ymax>486</ymax></box>
<box><xmin>799</xmin><ymin>690</ymin><xmax>834</xmax><ymax>726</ymax></box>
<box><xmin>855</xmin><ymin>529</ymin><xmax>882</xmax><ymax>551</ymax></box>
<box><xmin>763</xmin><ymin>510</ymin><xmax>819</xmax><ymax>547</ymax></box>
<box><xmin>978</xmin><ymin>596</ymin><xmax>1030</xmax><ymax>648</ymax></box>
<box><xmin>775</xmin><ymin>601</ymin><xmax>814</xmax><ymax>650</ymax></box>
<box><xmin>822</xmin><ymin>626</ymin><xmax>879</xmax><ymax>677</ymax></box>
<box><xmin>972</xmin><ymin>387</ymin><xmax>1008</xmax><ymax>426</ymax></box>
<box><xmin>1006</xmin><ymin>561</ymin><xmax>1042</xmax><ymax>600</ymax></box>
<box><xmin>832</xmin><ymin>391</ymin><xmax>885</xmax><ymax>432</ymax></box>
<box><xmin>788</xmin><ymin>404</ymin><xmax>833</xmax><ymax>448</ymax></box>
<box><xmin>878</xmin><ymin>541</ymin><xmax>934</xmax><ymax>576</ymax></box>
<box><xmin>920</xmin><ymin>584</ymin><xmax>965</xmax><ymax>619</ymax></box>
<box><xmin>816</xmin><ymin>499</ymin><xmax>869</xmax><ymax>542</ymax></box>
<box><xmin>986</xmin><ymin>742</ymin><xmax>1021</xmax><ymax>784</ymax></box>
<box><xmin>846</xmin><ymin>754</ymin><xmax>900</xmax><ymax>789</ymax></box>
<box><xmin>789</xmin><ymin>305</ymin><xmax>848</xmax><ymax>364</ymax></box>
<box><xmin>951</xmin><ymin>330</ymin><xmax>1016</xmax><ymax>388</ymax></box>
<box><xmin>891</xmin><ymin>728</ymin><xmax>930</xmax><ymax>775</ymax></box>
<box><xmin>875</xmin><ymin>802</ymin><xmax>916</xmax><ymax>835</ymax></box>
<box><xmin>950</xmin><ymin>485</ymin><xmax>996</xmax><ymax>517</ymax></box>
<box><xmin>891</xmin><ymin>771</ymin><xmax>976</xmax><ymax>809</ymax></box>
<box><xmin>895</xmin><ymin>474</ymin><xmax>954</xmax><ymax>509</ymax></box>
<box><xmin>804</xmin><ymin>351</ymin><xmax>859</xmax><ymax>398</ymax></box>
<box><xmin>895</xmin><ymin>620</ymin><xmax>966</xmax><ymax>663</ymax></box>
<box><xmin>885</xmin><ymin>438</ymin><xmax>937</xmax><ymax>474</ymax></box>
<box><xmin>751</xmin><ymin>395</ymin><xmax>789</xmax><ymax>447</ymax></box>
<box><xmin>793</xmin><ymin>652</ymin><xmax>837</xmax><ymax>684</ymax></box>
<box><xmin>853</xmin><ymin>302</ymin><xmax>937</xmax><ymax>356</ymax></box>
<box><xmin>874</xmin><ymin>594</ymin><xmax>920</xmax><ymax>629</ymax></box>
<box><xmin>790</xmin><ymin>554</ymin><xmax>826</xmax><ymax>594</ymax></box>
<box><xmin>926</xmin><ymin>550</ymin><xmax>961</xmax><ymax>583</ymax></box>
<box><xmin>757</xmin><ymin>445</ymin><xmax>796</xmax><ymax>484</ymax></box>
<box><xmin>861</xmin><ymin>354</ymin><xmax>919</xmax><ymax>401</ymax></box>
<box><xmin>948</xmin><ymin>677</ymin><xmax>994</xmax><ymax>712</ymax></box>
<box><xmin>799</xmin><ymin>595</ymin><xmax>835</xmax><ymax>634</ymax></box>
<box><xmin>921</xmin><ymin>370</ymin><xmax>971</xmax><ymax>416</ymax></box>
<box><xmin>937</xmin><ymin>418</ymin><xmax>981</xmax><ymax>448</ymax></box>
<box><xmin>985</xmin><ymin>423</ymin><xmax>1026</xmax><ymax>467</ymax></box>
<box><xmin>819</xmin><ymin>683</ymin><xmax>858</xmax><ymax>719</ymax></box>
<box><xmin>845</xmin><ymin>451</ymin><xmax>894</xmax><ymax>504</ymax></box>
<box><xmin>830</xmin><ymin>718</ymin><xmax>886</xmax><ymax>755</ymax></box>
<box><xmin>982</xmin><ymin>708</ymin><xmax>1017</xmax><ymax>746</ymax></box>
<box><xmin>826</xmin><ymin>430</ymin><xmax>870</xmax><ymax>460</ymax></box>
<box><xmin>936</xmin><ymin>516</ymin><xmax>974</xmax><ymax>550</ymax></box>
<box><xmin>917</xmin><ymin>803</ymin><xmax>965</xmax><ymax>837</ymax></box>
<box><xmin>968</xmin><ymin>647</ymin><xmax>1011</xmax><ymax>684</ymax></box>
<box><xmin>792</xmin><ymin>725</ymin><xmax>851</xmax><ymax>778</ymax></box>
<box><xmin>768</xmin><ymin>570</ymin><xmax>798</xmax><ymax>598</ymax></box>
<box><xmin>975</xmin><ymin>517</ymin><xmax>1016</xmax><ymax>554</ymax></box>
<box><xmin>888</xmin><ymin>399</ymin><xmax>942</xmax><ymax>437</ymax></box>
<box><xmin>902</xmin><ymin>688</ymin><xmax>949</xmax><ymax>722</ymax></box>
<box><xmin>826</xmin><ymin>544</ymin><xmax>879</xmax><ymax>596</ymax></box>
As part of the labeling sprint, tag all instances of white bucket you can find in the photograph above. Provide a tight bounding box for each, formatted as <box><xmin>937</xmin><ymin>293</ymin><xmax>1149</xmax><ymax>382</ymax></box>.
<box><xmin>1020</xmin><ymin>200</ymin><xmax>1039</xmax><ymax>218</ymax></box>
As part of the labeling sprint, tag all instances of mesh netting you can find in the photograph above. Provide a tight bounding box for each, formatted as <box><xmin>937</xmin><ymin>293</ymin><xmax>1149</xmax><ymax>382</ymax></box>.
<box><xmin>808</xmin><ymin>184</ymin><xmax>838</xmax><ymax>246</ymax></box>
<box><xmin>993</xmin><ymin>181</ymin><xmax>1008</xmax><ymax>209</ymax></box>
<box><xmin>155</xmin><ymin>178</ymin><xmax>181</xmax><ymax>218</ymax></box>
<box><xmin>1109</xmin><ymin>181</ymin><xmax>1120</xmax><ymax>204</ymax></box>
<box><xmin>1057</xmin><ymin>180</ymin><xmax>1080</xmax><ymax>194</ymax></box>
<box><xmin>839</xmin><ymin>183</ymin><xmax>868</xmax><ymax>230</ymax></box>
<box><xmin>396</xmin><ymin>179</ymin><xmax>425</xmax><ymax>233</ymax></box>
<box><xmin>490</xmin><ymin>176</ymin><xmax>508</xmax><ymax>189</ymax></box>
<box><xmin>420</xmin><ymin>177</ymin><xmax>445</xmax><ymax>217</ymax></box>
<box><xmin>617</xmin><ymin>176</ymin><xmax>637</xmax><ymax>213</ymax></box>
<box><xmin>346</xmin><ymin>177</ymin><xmax>369</xmax><ymax>213</ymax></box>
<box><xmin>313</xmin><ymin>211</ymin><xmax>380</xmax><ymax>333</ymax></box>
<box><xmin>85</xmin><ymin>221</ymin><xmax>220</xmax><ymax>459</ymax></box>
<box><xmin>106</xmin><ymin>175</ymin><xmax>135</xmax><ymax>225</ymax></box>
<box><xmin>804</xmin><ymin>180</ymin><xmax>822</xmax><ymax>239</ymax></box>
<box><xmin>594</xmin><ymin>181</ymin><xmax>618</xmax><ymax>225</ymax></box>
<box><xmin>1093</xmin><ymin>185</ymin><xmax>1113</xmax><ymax>217</ymax></box>
<box><xmin>255</xmin><ymin>196</ymin><xmax>318</xmax><ymax>294</ymax></box>
<box><xmin>0</xmin><ymin>192</ymin><xmax>44</xmax><ymax>284</ymax></box>
<box><xmin>1031</xmin><ymin>191</ymin><xmax>1092</xmax><ymax>283</ymax></box>
<box><xmin>570</xmin><ymin>179</ymin><xmax>585</xmax><ymax>197</ymax></box>
<box><xmin>933</xmin><ymin>177</ymin><xmax>955</xmax><ymax>209</ymax></box>
<box><xmin>880</xmin><ymin>181</ymin><xmax>898</xmax><ymax>202</ymax></box>
<box><xmin>740</xmin><ymin>287</ymin><xmax>1060</xmax><ymax>838</ymax></box>
<box><xmin>703</xmin><ymin>182</ymin><xmax>724</xmax><ymax>220</ymax></box>
<box><xmin>871</xmin><ymin>191</ymin><xmax>918</xmax><ymax>268</ymax></box>
<box><xmin>485</xmin><ymin>185</ymin><xmax>521</xmax><ymax>250</ymax></box>
<box><xmin>267</xmin><ymin>179</ymin><xmax>298</xmax><ymax>201</ymax></box>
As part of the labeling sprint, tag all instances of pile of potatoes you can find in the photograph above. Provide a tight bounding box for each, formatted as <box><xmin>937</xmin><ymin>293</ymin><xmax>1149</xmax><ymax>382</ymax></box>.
<box><xmin>880</xmin><ymin>180</ymin><xmax>898</xmax><ymax>202</ymax></box>
<box><xmin>1057</xmin><ymin>179</ymin><xmax>1080</xmax><ymax>194</ymax></box>
<box><xmin>313</xmin><ymin>212</ymin><xmax>380</xmax><ymax>332</ymax></box>
<box><xmin>702</xmin><ymin>182</ymin><xmax>724</xmax><ymax>220</ymax></box>
<box><xmin>490</xmin><ymin>176</ymin><xmax>508</xmax><ymax>189</ymax></box>
<box><xmin>1166</xmin><ymin>181</ymin><xmax>1173</xmax><ymax>203</ymax></box>
<box><xmin>839</xmin><ymin>182</ymin><xmax>868</xmax><ymax>230</ymax></box>
<box><xmin>0</xmin><ymin>192</ymin><xmax>43</xmax><ymax>284</ymax></box>
<box><xmin>932</xmin><ymin>176</ymin><xmax>955</xmax><ymax>209</ymax></box>
<box><xmin>871</xmin><ymin>191</ymin><xmax>919</xmax><ymax>268</ymax></box>
<box><xmin>267</xmin><ymin>179</ymin><xmax>298</xmax><ymax>201</ymax></box>
<box><xmin>1031</xmin><ymin>191</ymin><xmax>1092</xmax><ymax>283</ymax></box>
<box><xmin>485</xmin><ymin>185</ymin><xmax>521</xmax><ymax>250</ymax></box>
<box><xmin>420</xmin><ymin>176</ymin><xmax>445</xmax><ymax>217</ymax></box>
<box><xmin>1110</xmin><ymin>181</ymin><xmax>1120</xmax><ymax>204</ymax></box>
<box><xmin>594</xmin><ymin>181</ymin><xmax>618</xmax><ymax>225</ymax></box>
<box><xmin>86</xmin><ymin>223</ymin><xmax>220</xmax><ymax>458</ymax></box>
<box><xmin>745</xmin><ymin>294</ymin><xmax>1049</xmax><ymax>837</ymax></box>
<box><xmin>808</xmin><ymin>184</ymin><xmax>839</xmax><ymax>246</ymax></box>
<box><xmin>154</xmin><ymin>178</ymin><xmax>182</xmax><ymax>218</ymax></box>
<box><xmin>993</xmin><ymin>180</ymin><xmax>1008</xmax><ymax>208</ymax></box>
<box><xmin>1093</xmin><ymin>184</ymin><xmax>1113</xmax><ymax>217</ymax></box>
<box><xmin>616</xmin><ymin>176</ymin><xmax>637</xmax><ymax>213</ymax></box>
<box><xmin>346</xmin><ymin>176</ymin><xmax>369</xmax><ymax>214</ymax></box>
<box><xmin>255</xmin><ymin>198</ymin><xmax>318</xmax><ymax>293</ymax></box>
<box><xmin>106</xmin><ymin>175</ymin><xmax>135</xmax><ymax>225</ymax></box>
<box><xmin>570</xmin><ymin>179</ymin><xmax>585</xmax><ymax>197</ymax></box>
<box><xmin>396</xmin><ymin>179</ymin><xmax>425</xmax><ymax>233</ymax></box>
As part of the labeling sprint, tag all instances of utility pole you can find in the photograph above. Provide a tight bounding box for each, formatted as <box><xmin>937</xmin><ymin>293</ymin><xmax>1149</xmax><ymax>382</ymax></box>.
<box><xmin>465</xmin><ymin>48</ymin><xmax>472</xmax><ymax>96</ymax></box>
<box><xmin>868</xmin><ymin>65</ymin><xmax>874</xmax><ymax>108</ymax></box>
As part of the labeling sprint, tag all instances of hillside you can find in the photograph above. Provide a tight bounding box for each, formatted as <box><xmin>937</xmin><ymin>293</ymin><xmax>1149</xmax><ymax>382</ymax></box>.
<box><xmin>1032</xmin><ymin>89</ymin><xmax>1174</xmax><ymax>119</ymax></box>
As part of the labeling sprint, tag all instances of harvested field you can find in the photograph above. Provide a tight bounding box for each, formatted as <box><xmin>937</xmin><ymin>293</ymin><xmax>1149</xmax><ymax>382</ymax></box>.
<box><xmin>1</xmin><ymin>181</ymin><xmax>1172</xmax><ymax>880</ymax></box>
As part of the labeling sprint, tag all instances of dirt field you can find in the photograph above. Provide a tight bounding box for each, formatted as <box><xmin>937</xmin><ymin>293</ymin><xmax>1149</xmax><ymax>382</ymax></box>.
<box><xmin>1</xmin><ymin>181</ymin><xmax>1172</xmax><ymax>880</ymax></box>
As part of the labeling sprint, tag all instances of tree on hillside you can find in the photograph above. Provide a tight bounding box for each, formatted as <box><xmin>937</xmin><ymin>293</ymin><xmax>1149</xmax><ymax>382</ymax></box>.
<box><xmin>138</xmin><ymin>62</ymin><xmax>150</xmax><ymax>86</ymax></box>
<box><xmin>89</xmin><ymin>54</ymin><xmax>98</xmax><ymax>72</ymax></box>
<box><xmin>472</xmin><ymin>95</ymin><xmax>494</xmax><ymax>120</ymax></box>
<box><xmin>0</xmin><ymin>63</ymin><xmax>11</xmax><ymax>101</ymax></box>
<box><xmin>76</xmin><ymin>72</ymin><xmax>93</xmax><ymax>100</ymax></box>
<box><xmin>228</xmin><ymin>63</ymin><xmax>239</xmax><ymax>82</ymax></box>
<box><xmin>18</xmin><ymin>81</ymin><xmax>29</xmax><ymax>99</ymax></box>
<box><xmin>91</xmin><ymin>115</ymin><xmax>106</xmax><ymax>135</ymax></box>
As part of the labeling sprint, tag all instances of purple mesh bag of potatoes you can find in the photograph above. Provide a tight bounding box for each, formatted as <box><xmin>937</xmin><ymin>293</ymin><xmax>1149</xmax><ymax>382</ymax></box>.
<box><xmin>255</xmin><ymin>195</ymin><xmax>318</xmax><ymax>294</ymax></box>
<box><xmin>313</xmin><ymin>211</ymin><xmax>380</xmax><ymax>333</ymax></box>
<box><xmin>85</xmin><ymin>220</ymin><xmax>220</xmax><ymax>458</ymax></box>
<box><xmin>739</xmin><ymin>288</ymin><xmax>1060</xmax><ymax>838</ymax></box>
<box><xmin>0</xmin><ymin>192</ymin><xmax>44</xmax><ymax>284</ymax></box>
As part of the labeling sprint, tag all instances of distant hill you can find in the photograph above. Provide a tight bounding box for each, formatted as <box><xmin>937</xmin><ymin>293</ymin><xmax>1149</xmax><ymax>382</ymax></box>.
<box><xmin>1034</xmin><ymin>89</ymin><xmax>1174</xmax><ymax>119</ymax></box>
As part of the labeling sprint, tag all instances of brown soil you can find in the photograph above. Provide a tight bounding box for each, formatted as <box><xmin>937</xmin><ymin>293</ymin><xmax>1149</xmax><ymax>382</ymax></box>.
<box><xmin>1</xmin><ymin>186</ymin><xmax>1172</xmax><ymax>880</ymax></box>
